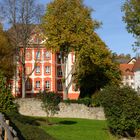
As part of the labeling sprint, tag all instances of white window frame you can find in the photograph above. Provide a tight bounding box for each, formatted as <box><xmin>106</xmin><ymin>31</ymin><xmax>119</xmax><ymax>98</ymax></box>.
<box><xmin>45</xmin><ymin>81</ymin><xmax>50</xmax><ymax>89</ymax></box>
<box><xmin>45</xmin><ymin>66</ymin><xmax>51</xmax><ymax>74</ymax></box>
<box><xmin>26</xmin><ymin>79</ymin><xmax>32</xmax><ymax>90</ymax></box>
<box><xmin>57</xmin><ymin>67</ymin><xmax>62</xmax><ymax>76</ymax></box>
<box><xmin>36</xmin><ymin>51</ymin><xmax>40</xmax><ymax>59</ymax></box>
<box><xmin>57</xmin><ymin>81</ymin><xmax>63</xmax><ymax>91</ymax></box>
<box><xmin>36</xmin><ymin>66</ymin><xmax>40</xmax><ymax>73</ymax></box>
<box><xmin>26</xmin><ymin>51</ymin><xmax>31</xmax><ymax>59</ymax></box>
<box><xmin>36</xmin><ymin>81</ymin><xmax>40</xmax><ymax>88</ymax></box>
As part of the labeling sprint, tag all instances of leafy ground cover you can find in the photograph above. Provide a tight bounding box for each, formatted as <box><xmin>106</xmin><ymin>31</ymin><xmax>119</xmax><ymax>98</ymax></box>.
<box><xmin>41</xmin><ymin>118</ymin><xmax>117</xmax><ymax>140</ymax></box>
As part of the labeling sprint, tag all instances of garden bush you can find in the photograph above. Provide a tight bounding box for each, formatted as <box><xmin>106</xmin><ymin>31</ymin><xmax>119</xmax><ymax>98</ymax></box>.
<box><xmin>63</xmin><ymin>97</ymin><xmax>93</xmax><ymax>106</ymax></box>
<box><xmin>39</xmin><ymin>91</ymin><xmax>61</xmax><ymax>122</ymax></box>
<box><xmin>99</xmin><ymin>85</ymin><xmax>140</xmax><ymax>137</ymax></box>
<box><xmin>92</xmin><ymin>92</ymin><xmax>101</xmax><ymax>107</ymax></box>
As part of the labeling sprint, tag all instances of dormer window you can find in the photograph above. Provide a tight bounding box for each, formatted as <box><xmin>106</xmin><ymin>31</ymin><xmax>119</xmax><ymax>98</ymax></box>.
<box><xmin>125</xmin><ymin>69</ymin><xmax>130</xmax><ymax>72</ymax></box>
<box><xmin>45</xmin><ymin>51</ymin><xmax>51</xmax><ymax>59</ymax></box>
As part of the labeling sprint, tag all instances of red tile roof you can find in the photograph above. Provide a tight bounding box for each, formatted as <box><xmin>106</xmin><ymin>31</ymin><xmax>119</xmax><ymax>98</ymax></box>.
<box><xmin>133</xmin><ymin>58</ymin><xmax>140</xmax><ymax>71</ymax></box>
<box><xmin>119</xmin><ymin>64</ymin><xmax>134</xmax><ymax>76</ymax></box>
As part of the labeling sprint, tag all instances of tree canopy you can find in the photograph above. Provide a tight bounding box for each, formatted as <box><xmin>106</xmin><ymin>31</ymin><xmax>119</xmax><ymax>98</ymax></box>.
<box><xmin>122</xmin><ymin>0</ymin><xmax>140</xmax><ymax>47</ymax></box>
<box><xmin>0</xmin><ymin>24</ymin><xmax>15</xmax><ymax>79</ymax></box>
<box><xmin>42</xmin><ymin>0</ymin><xmax>120</xmax><ymax>98</ymax></box>
<box><xmin>76</xmin><ymin>33</ymin><xmax>121</xmax><ymax>97</ymax></box>
<box><xmin>42</xmin><ymin>0</ymin><xmax>100</xmax><ymax>53</ymax></box>
<box><xmin>42</xmin><ymin>0</ymin><xmax>101</xmax><ymax>99</ymax></box>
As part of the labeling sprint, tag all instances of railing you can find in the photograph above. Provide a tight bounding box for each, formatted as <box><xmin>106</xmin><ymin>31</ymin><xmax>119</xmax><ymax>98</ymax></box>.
<box><xmin>0</xmin><ymin>113</ymin><xmax>18</xmax><ymax>140</ymax></box>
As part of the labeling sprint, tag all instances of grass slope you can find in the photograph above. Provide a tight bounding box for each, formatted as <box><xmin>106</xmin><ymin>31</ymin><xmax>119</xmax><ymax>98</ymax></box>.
<box><xmin>6</xmin><ymin>113</ymin><xmax>116</xmax><ymax>140</ymax></box>
<box><xmin>41</xmin><ymin>118</ymin><xmax>116</xmax><ymax>140</ymax></box>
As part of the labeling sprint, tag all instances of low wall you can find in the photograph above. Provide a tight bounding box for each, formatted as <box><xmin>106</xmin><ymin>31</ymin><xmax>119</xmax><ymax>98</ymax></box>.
<box><xmin>15</xmin><ymin>98</ymin><xmax>105</xmax><ymax>120</ymax></box>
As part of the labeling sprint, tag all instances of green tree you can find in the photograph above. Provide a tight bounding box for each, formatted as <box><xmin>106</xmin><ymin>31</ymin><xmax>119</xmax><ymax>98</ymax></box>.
<box><xmin>122</xmin><ymin>0</ymin><xmax>140</xmax><ymax>47</ymax></box>
<box><xmin>76</xmin><ymin>33</ymin><xmax>121</xmax><ymax>97</ymax></box>
<box><xmin>0</xmin><ymin>24</ymin><xmax>15</xmax><ymax>79</ymax></box>
<box><xmin>112</xmin><ymin>52</ymin><xmax>131</xmax><ymax>64</ymax></box>
<box><xmin>40</xmin><ymin>91</ymin><xmax>61</xmax><ymax>123</ymax></box>
<box><xmin>0</xmin><ymin>72</ymin><xmax>17</xmax><ymax>113</ymax></box>
<box><xmin>42</xmin><ymin>0</ymin><xmax>100</xmax><ymax>100</ymax></box>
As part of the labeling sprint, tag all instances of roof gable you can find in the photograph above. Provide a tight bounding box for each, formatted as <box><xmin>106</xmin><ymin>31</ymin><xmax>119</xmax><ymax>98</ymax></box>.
<box><xmin>133</xmin><ymin>58</ymin><xmax>140</xmax><ymax>71</ymax></box>
<box><xmin>119</xmin><ymin>64</ymin><xmax>134</xmax><ymax>75</ymax></box>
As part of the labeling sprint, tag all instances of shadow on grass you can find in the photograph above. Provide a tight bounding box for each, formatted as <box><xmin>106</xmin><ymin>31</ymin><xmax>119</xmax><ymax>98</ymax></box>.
<box><xmin>5</xmin><ymin>113</ymin><xmax>56</xmax><ymax>140</ymax></box>
<box><xmin>59</xmin><ymin>120</ymin><xmax>77</xmax><ymax>125</ymax></box>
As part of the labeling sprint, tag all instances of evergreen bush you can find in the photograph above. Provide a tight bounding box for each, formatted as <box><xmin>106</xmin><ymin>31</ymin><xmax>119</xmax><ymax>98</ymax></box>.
<box><xmin>99</xmin><ymin>85</ymin><xmax>140</xmax><ymax>137</ymax></box>
<box><xmin>0</xmin><ymin>72</ymin><xmax>17</xmax><ymax>113</ymax></box>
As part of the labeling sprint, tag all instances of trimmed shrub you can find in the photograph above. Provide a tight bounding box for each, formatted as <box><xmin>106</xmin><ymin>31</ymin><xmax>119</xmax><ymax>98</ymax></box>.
<box><xmin>99</xmin><ymin>85</ymin><xmax>140</xmax><ymax>137</ymax></box>
<box><xmin>63</xmin><ymin>97</ymin><xmax>93</xmax><ymax>106</ymax></box>
<box><xmin>0</xmin><ymin>72</ymin><xmax>17</xmax><ymax>113</ymax></box>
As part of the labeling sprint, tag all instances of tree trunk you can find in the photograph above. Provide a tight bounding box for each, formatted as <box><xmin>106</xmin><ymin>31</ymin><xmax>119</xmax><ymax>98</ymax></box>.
<box><xmin>60</xmin><ymin>52</ymin><xmax>68</xmax><ymax>100</ymax></box>
<box><xmin>22</xmin><ymin>47</ymin><xmax>26</xmax><ymax>98</ymax></box>
<box><xmin>22</xmin><ymin>65</ymin><xmax>26</xmax><ymax>98</ymax></box>
<box><xmin>63</xmin><ymin>88</ymin><xmax>68</xmax><ymax>100</ymax></box>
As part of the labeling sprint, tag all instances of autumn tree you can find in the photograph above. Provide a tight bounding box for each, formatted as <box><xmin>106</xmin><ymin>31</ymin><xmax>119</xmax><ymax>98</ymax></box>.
<box><xmin>0</xmin><ymin>24</ymin><xmax>15</xmax><ymax>79</ymax></box>
<box><xmin>76</xmin><ymin>33</ymin><xmax>121</xmax><ymax>97</ymax></box>
<box><xmin>42</xmin><ymin>0</ymin><xmax>100</xmax><ymax>100</ymax></box>
<box><xmin>0</xmin><ymin>0</ymin><xmax>44</xmax><ymax>98</ymax></box>
<box><xmin>122</xmin><ymin>0</ymin><xmax>140</xmax><ymax>47</ymax></box>
<box><xmin>112</xmin><ymin>52</ymin><xmax>131</xmax><ymax>64</ymax></box>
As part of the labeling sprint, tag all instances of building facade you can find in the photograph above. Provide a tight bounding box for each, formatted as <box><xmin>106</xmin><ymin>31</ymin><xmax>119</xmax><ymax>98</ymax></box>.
<box><xmin>11</xmin><ymin>28</ymin><xmax>80</xmax><ymax>99</ymax></box>
<box><xmin>120</xmin><ymin>57</ymin><xmax>140</xmax><ymax>94</ymax></box>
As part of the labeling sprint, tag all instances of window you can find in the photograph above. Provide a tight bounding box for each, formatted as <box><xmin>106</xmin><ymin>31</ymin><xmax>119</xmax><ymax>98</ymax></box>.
<box><xmin>125</xmin><ymin>76</ymin><xmax>129</xmax><ymax>80</ymax></box>
<box><xmin>131</xmin><ymin>82</ymin><xmax>134</xmax><ymax>86</ymax></box>
<box><xmin>45</xmin><ymin>66</ymin><xmax>51</xmax><ymax>74</ymax></box>
<box><xmin>36</xmin><ymin>51</ymin><xmax>40</xmax><ymax>59</ymax></box>
<box><xmin>45</xmin><ymin>81</ymin><xmax>50</xmax><ymax>89</ymax></box>
<box><xmin>126</xmin><ymin>82</ymin><xmax>129</xmax><ymax>86</ymax></box>
<box><xmin>45</xmin><ymin>51</ymin><xmax>51</xmax><ymax>59</ymax></box>
<box><xmin>35</xmin><ymin>38</ymin><xmax>41</xmax><ymax>44</ymax></box>
<box><xmin>26</xmin><ymin>79</ymin><xmax>32</xmax><ymax>90</ymax></box>
<box><xmin>57</xmin><ymin>67</ymin><xmax>62</xmax><ymax>77</ymax></box>
<box><xmin>126</xmin><ymin>69</ymin><xmax>130</xmax><ymax>72</ymax></box>
<box><xmin>26</xmin><ymin>51</ymin><xmax>31</xmax><ymax>59</ymax></box>
<box><xmin>57</xmin><ymin>80</ymin><xmax>63</xmax><ymax>91</ymax></box>
<box><xmin>36</xmin><ymin>66</ymin><xmax>40</xmax><ymax>73</ymax></box>
<box><xmin>36</xmin><ymin>81</ymin><xmax>40</xmax><ymax>88</ymax></box>
<box><xmin>57</xmin><ymin>53</ymin><xmax>61</xmax><ymax>63</ymax></box>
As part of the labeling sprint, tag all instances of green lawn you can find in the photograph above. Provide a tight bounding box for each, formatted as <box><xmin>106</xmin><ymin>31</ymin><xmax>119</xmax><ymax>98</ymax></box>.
<box><xmin>7</xmin><ymin>112</ymin><xmax>117</xmax><ymax>140</ymax></box>
<box><xmin>41</xmin><ymin>118</ymin><xmax>117</xmax><ymax>140</ymax></box>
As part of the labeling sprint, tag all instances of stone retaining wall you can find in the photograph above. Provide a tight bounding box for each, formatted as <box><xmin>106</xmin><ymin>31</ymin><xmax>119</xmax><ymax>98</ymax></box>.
<box><xmin>15</xmin><ymin>98</ymin><xmax>105</xmax><ymax>120</ymax></box>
